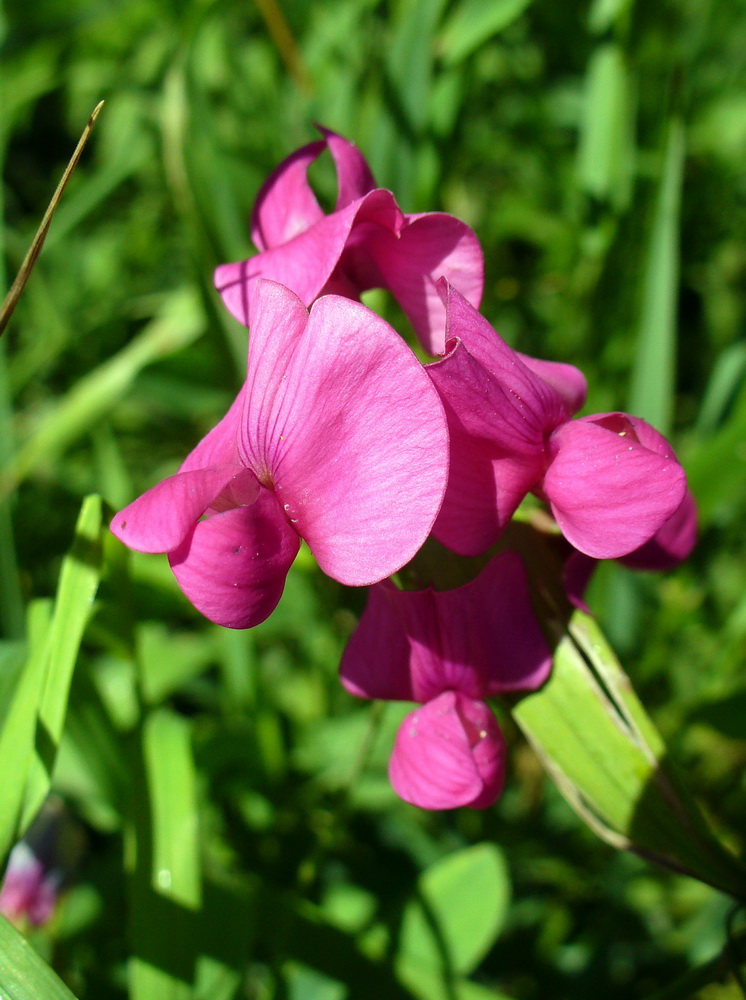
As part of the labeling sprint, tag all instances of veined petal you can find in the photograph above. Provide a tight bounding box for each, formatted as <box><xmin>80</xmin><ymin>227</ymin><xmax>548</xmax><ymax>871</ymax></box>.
<box><xmin>389</xmin><ymin>692</ymin><xmax>506</xmax><ymax>810</ymax></box>
<box><xmin>543</xmin><ymin>414</ymin><xmax>687</xmax><ymax>558</ymax></box>
<box><xmin>110</xmin><ymin>465</ymin><xmax>258</xmax><ymax>554</ymax></box>
<box><xmin>340</xmin><ymin>551</ymin><xmax>550</xmax><ymax>702</ymax></box>
<box><xmin>250</xmin><ymin>139</ymin><xmax>326</xmax><ymax>251</ymax></box>
<box><xmin>168</xmin><ymin>492</ymin><xmax>300</xmax><ymax>629</ymax></box>
<box><xmin>250</xmin><ymin>291</ymin><xmax>448</xmax><ymax>586</ymax></box>
<box><xmin>215</xmin><ymin>189</ymin><xmax>401</xmax><ymax>327</ymax></box>
<box><xmin>368</xmin><ymin>214</ymin><xmax>484</xmax><ymax>355</ymax></box>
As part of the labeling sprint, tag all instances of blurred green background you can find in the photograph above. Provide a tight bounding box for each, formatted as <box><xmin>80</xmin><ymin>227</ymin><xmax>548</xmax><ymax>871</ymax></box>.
<box><xmin>2</xmin><ymin>0</ymin><xmax>746</xmax><ymax>997</ymax></box>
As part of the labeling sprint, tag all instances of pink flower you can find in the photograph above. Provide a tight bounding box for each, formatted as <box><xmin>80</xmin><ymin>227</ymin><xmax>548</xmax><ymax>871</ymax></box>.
<box><xmin>111</xmin><ymin>280</ymin><xmax>448</xmax><ymax>628</ymax></box>
<box><xmin>427</xmin><ymin>283</ymin><xmax>687</xmax><ymax>560</ymax></box>
<box><xmin>341</xmin><ymin>551</ymin><xmax>551</xmax><ymax>809</ymax></box>
<box><xmin>0</xmin><ymin>843</ymin><xmax>58</xmax><ymax>928</ymax></box>
<box><xmin>214</xmin><ymin>127</ymin><xmax>484</xmax><ymax>356</ymax></box>
<box><xmin>390</xmin><ymin>692</ymin><xmax>507</xmax><ymax>810</ymax></box>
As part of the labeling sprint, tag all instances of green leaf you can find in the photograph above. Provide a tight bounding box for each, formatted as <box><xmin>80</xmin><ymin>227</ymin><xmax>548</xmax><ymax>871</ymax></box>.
<box><xmin>128</xmin><ymin>708</ymin><xmax>201</xmax><ymax>1000</ymax></box>
<box><xmin>0</xmin><ymin>911</ymin><xmax>80</xmax><ymax>999</ymax></box>
<box><xmin>387</xmin><ymin>0</ymin><xmax>449</xmax><ymax>134</ymax></box>
<box><xmin>511</xmin><ymin>610</ymin><xmax>746</xmax><ymax>900</ymax></box>
<box><xmin>0</xmin><ymin>603</ymin><xmax>52</xmax><ymax>864</ymax></box>
<box><xmin>398</xmin><ymin>844</ymin><xmax>510</xmax><ymax>977</ymax></box>
<box><xmin>685</xmin><ymin>375</ymin><xmax>746</xmax><ymax>527</ymax></box>
<box><xmin>20</xmin><ymin>495</ymin><xmax>105</xmax><ymax>832</ymax></box>
<box><xmin>628</xmin><ymin>118</ymin><xmax>685</xmax><ymax>435</ymax></box>
<box><xmin>695</xmin><ymin>341</ymin><xmax>746</xmax><ymax>435</ymax></box>
<box><xmin>438</xmin><ymin>0</ymin><xmax>533</xmax><ymax>66</ymax></box>
<box><xmin>577</xmin><ymin>44</ymin><xmax>635</xmax><ymax>210</ymax></box>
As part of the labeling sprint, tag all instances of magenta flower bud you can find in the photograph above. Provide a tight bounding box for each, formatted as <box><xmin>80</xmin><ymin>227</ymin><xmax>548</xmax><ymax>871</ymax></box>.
<box><xmin>390</xmin><ymin>692</ymin><xmax>506</xmax><ymax>810</ymax></box>
<box><xmin>214</xmin><ymin>127</ymin><xmax>484</xmax><ymax>355</ymax></box>
<box><xmin>0</xmin><ymin>843</ymin><xmax>58</xmax><ymax>928</ymax></box>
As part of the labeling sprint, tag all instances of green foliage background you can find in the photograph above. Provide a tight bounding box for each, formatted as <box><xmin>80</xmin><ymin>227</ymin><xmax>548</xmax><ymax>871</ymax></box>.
<box><xmin>2</xmin><ymin>0</ymin><xmax>746</xmax><ymax>997</ymax></box>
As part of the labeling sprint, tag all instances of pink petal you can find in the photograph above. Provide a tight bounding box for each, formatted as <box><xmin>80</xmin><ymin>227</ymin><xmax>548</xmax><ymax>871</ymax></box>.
<box><xmin>432</xmin><ymin>388</ymin><xmax>544</xmax><ymax>555</ymax></box>
<box><xmin>619</xmin><ymin>488</ymin><xmax>697</xmax><ymax>571</ymax></box>
<box><xmin>111</xmin><ymin>465</ymin><xmax>259</xmax><ymax>554</ymax></box>
<box><xmin>368</xmin><ymin>215</ymin><xmax>484</xmax><ymax>356</ymax></box>
<box><xmin>250</xmin><ymin>140</ymin><xmax>326</xmax><ymax>251</ymax></box>
<box><xmin>431</xmin><ymin>285</ymin><xmax>571</xmax><ymax>443</ymax></box>
<box><xmin>340</xmin><ymin>579</ymin><xmax>415</xmax><ymax>701</ymax></box>
<box><xmin>427</xmin><ymin>289</ymin><xmax>566</xmax><ymax>553</ymax></box>
<box><xmin>215</xmin><ymin>190</ymin><xmax>401</xmax><ymax>327</ymax></box>
<box><xmin>243</xmin><ymin>287</ymin><xmax>449</xmax><ymax>586</ymax></box>
<box><xmin>517</xmin><ymin>353</ymin><xmax>587</xmax><ymax>415</ymax></box>
<box><xmin>389</xmin><ymin>692</ymin><xmax>506</xmax><ymax>810</ymax></box>
<box><xmin>543</xmin><ymin>414</ymin><xmax>687</xmax><ymax>559</ymax></box>
<box><xmin>168</xmin><ymin>491</ymin><xmax>300</xmax><ymax>629</ymax></box>
<box><xmin>316</xmin><ymin>126</ymin><xmax>376</xmax><ymax>208</ymax></box>
<box><xmin>340</xmin><ymin>551</ymin><xmax>551</xmax><ymax>702</ymax></box>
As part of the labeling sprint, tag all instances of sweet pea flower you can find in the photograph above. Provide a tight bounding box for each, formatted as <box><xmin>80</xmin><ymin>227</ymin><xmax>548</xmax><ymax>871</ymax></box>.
<box><xmin>214</xmin><ymin>127</ymin><xmax>484</xmax><ymax>356</ymax></box>
<box><xmin>341</xmin><ymin>551</ymin><xmax>551</xmax><ymax>809</ymax></box>
<box><xmin>111</xmin><ymin>280</ymin><xmax>448</xmax><ymax>628</ymax></box>
<box><xmin>427</xmin><ymin>283</ymin><xmax>687</xmax><ymax>560</ymax></box>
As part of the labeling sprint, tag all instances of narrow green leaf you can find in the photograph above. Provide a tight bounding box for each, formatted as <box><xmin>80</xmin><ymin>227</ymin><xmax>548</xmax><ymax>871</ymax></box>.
<box><xmin>0</xmin><ymin>602</ymin><xmax>52</xmax><ymax>863</ymax></box>
<box><xmin>128</xmin><ymin>709</ymin><xmax>201</xmax><ymax>1000</ymax></box>
<box><xmin>142</xmin><ymin>710</ymin><xmax>201</xmax><ymax>911</ymax></box>
<box><xmin>577</xmin><ymin>44</ymin><xmax>634</xmax><ymax>209</ymax></box>
<box><xmin>511</xmin><ymin>609</ymin><xmax>746</xmax><ymax>899</ymax></box>
<box><xmin>628</xmin><ymin>118</ymin><xmax>685</xmax><ymax>435</ymax></box>
<box><xmin>695</xmin><ymin>341</ymin><xmax>746</xmax><ymax>435</ymax></box>
<box><xmin>438</xmin><ymin>0</ymin><xmax>533</xmax><ymax>66</ymax></box>
<box><xmin>20</xmin><ymin>495</ymin><xmax>104</xmax><ymax>832</ymax></box>
<box><xmin>387</xmin><ymin>0</ymin><xmax>449</xmax><ymax>134</ymax></box>
<box><xmin>398</xmin><ymin>844</ymin><xmax>510</xmax><ymax>976</ymax></box>
<box><xmin>685</xmin><ymin>376</ymin><xmax>746</xmax><ymax>527</ymax></box>
<box><xmin>0</xmin><ymin>912</ymin><xmax>80</xmax><ymax>1000</ymax></box>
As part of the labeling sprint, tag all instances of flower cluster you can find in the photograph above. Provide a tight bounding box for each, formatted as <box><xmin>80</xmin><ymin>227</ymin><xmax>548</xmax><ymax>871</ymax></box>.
<box><xmin>112</xmin><ymin>127</ymin><xmax>696</xmax><ymax>811</ymax></box>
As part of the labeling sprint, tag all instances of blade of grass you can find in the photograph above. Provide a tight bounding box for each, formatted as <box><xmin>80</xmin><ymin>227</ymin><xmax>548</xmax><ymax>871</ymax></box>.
<box><xmin>0</xmin><ymin>911</ymin><xmax>80</xmax><ymax>1000</ymax></box>
<box><xmin>0</xmin><ymin>600</ymin><xmax>52</xmax><ymax>864</ymax></box>
<box><xmin>19</xmin><ymin>495</ymin><xmax>105</xmax><ymax>832</ymax></box>
<box><xmin>628</xmin><ymin>117</ymin><xmax>685</xmax><ymax>435</ymax></box>
<box><xmin>128</xmin><ymin>709</ymin><xmax>201</xmax><ymax>1000</ymax></box>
